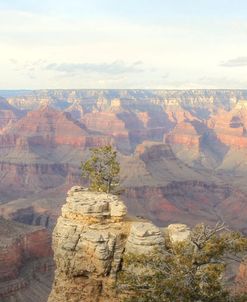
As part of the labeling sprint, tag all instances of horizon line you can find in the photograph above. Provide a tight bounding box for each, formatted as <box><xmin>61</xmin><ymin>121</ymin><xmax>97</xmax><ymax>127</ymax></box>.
<box><xmin>1</xmin><ymin>88</ymin><xmax>247</xmax><ymax>91</ymax></box>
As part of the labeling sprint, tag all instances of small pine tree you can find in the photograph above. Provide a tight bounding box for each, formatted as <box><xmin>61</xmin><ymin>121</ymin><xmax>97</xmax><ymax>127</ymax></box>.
<box><xmin>81</xmin><ymin>145</ymin><xmax>120</xmax><ymax>193</ymax></box>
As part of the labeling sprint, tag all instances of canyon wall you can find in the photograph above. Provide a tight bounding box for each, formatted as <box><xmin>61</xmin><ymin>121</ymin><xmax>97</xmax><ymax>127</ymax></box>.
<box><xmin>0</xmin><ymin>218</ymin><xmax>53</xmax><ymax>302</ymax></box>
<box><xmin>2</xmin><ymin>90</ymin><xmax>247</xmax><ymax>301</ymax></box>
<box><xmin>2</xmin><ymin>90</ymin><xmax>247</xmax><ymax>232</ymax></box>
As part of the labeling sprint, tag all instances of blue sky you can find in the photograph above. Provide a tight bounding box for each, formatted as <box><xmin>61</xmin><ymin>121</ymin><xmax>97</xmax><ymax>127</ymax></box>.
<box><xmin>1</xmin><ymin>0</ymin><xmax>247</xmax><ymax>89</ymax></box>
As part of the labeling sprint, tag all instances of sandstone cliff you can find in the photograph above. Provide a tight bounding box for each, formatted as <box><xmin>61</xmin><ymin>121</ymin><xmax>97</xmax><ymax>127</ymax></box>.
<box><xmin>48</xmin><ymin>186</ymin><xmax>189</xmax><ymax>302</ymax></box>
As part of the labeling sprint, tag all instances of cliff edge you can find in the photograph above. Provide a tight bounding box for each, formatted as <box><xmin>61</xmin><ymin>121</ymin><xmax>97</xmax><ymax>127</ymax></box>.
<box><xmin>48</xmin><ymin>186</ymin><xmax>189</xmax><ymax>302</ymax></box>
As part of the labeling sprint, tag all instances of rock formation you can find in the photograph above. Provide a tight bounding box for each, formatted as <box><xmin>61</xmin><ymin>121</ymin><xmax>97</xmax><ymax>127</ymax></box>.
<box><xmin>165</xmin><ymin>121</ymin><xmax>201</xmax><ymax>148</ymax></box>
<box><xmin>48</xmin><ymin>186</ymin><xmax>192</xmax><ymax>302</ymax></box>
<box><xmin>0</xmin><ymin>98</ymin><xmax>21</xmax><ymax>132</ymax></box>
<box><xmin>0</xmin><ymin>218</ymin><xmax>53</xmax><ymax>302</ymax></box>
<box><xmin>3</xmin><ymin>89</ymin><xmax>247</xmax><ymax>300</ymax></box>
<box><xmin>2</xmin><ymin>89</ymin><xmax>247</xmax><ymax>237</ymax></box>
<box><xmin>7</xmin><ymin>105</ymin><xmax>110</xmax><ymax>148</ymax></box>
<box><xmin>166</xmin><ymin>223</ymin><xmax>191</xmax><ymax>243</ymax></box>
<box><xmin>125</xmin><ymin>222</ymin><xmax>164</xmax><ymax>254</ymax></box>
<box><xmin>48</xmin><ymin>186</ymin><xmax>129</xmax><ymax>302</ymax></box>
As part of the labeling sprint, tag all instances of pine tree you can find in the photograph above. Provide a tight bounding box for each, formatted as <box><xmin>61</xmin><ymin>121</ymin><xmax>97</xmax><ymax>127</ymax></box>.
<box><xmin>81</xmin><ymin>145</ymin><xmax>120</xmax><ymax>193</ymax></box>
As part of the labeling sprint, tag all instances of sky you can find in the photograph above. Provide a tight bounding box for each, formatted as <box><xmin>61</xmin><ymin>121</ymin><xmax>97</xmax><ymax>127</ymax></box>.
<box><xmin>1</xmin><ymin>0</ymin><xmax>247</xmax><ymax>89</ymax></box>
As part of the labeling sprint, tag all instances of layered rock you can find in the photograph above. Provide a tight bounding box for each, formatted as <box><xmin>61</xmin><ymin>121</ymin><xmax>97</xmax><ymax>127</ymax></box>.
<box><xmin>3</xmin><ymin>89</ymin><xmax>247</xmax><ymax>246</ymax></box>
<box><xmin>48</xmin><ymin>186</ymin><xmax>167</xmax><ymax>302</ymax></box>
<box><xmin>165</xmin><ymin>121</ymin><xmax>201</xmax><ymax>148</ymax></box>
<box><xmin>7</xmin><ymin>105</ymin><xmax>109</xmax><ymax>148</ymax></box>
<box><xmin>48</xmin><ymin>187</ymin><xmax>129</xmax><ymax>302</ymax></box>
<box><xmin>82</xmin><ymin>107</ymin><xmax>172</xmax><ymax>153</ymax></box>
<box><xmin>125</xmin><ymin>222</ymin><xmax>164</xmax><ymax>254</ymax></box>
<box><xmin>207</xmin><ymin>108</ymin><xmax>247</xmax><ymax>149</ymax></box>
<box><xmin>0</xmin><ymin>106</ymin><xmax>110</xmax><ymax>212</ymax></box>
<box><xmin>82</xmin><ymin>111</ymin><xmax>131</xmax><ymax>152</ymax></box>
<box><xmin>122</xmin><ymin>180</ymin><xmax>247</xmax><ymax>229</ymax></box>
<box><xmin>0</xmin><ymin>218</ymin><xmax>53</xmax><ymax>302</ymax></box>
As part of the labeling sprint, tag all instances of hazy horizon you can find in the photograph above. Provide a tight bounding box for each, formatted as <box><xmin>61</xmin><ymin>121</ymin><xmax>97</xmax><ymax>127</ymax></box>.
<box><xmin>2</xmin><ymin>88</ymin><xmax>247</xmax><ymax>92</ymax></box>
<box><xmin>1</xmin><ymin>0</ymin><xmax>247</xmax><ymax>89</ymax></box>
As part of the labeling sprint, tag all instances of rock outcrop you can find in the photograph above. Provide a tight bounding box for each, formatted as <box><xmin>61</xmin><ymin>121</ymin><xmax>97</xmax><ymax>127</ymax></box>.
<box><xmin>166</xmin><ymin>223</ymin><xmax>191</xmax><ymax>243</ymax></box>
<box><xmin>125</xmin><ymin>222</ymin><xmax>164</xmax><ymax>254</ymax></box>
<box><xmin>165</xmin><ymin>121</ymin><xmax>201</xmax><ymax>148</ymax></box>
<box><xmin>48</xmin><ymin>186</ymin><xmax>171</xmax><ymax>302</ymax></box>
<box><xmin>48</xmin><ymin>186</ymin><xmax>129</xmax><ymax>302</ymax></box>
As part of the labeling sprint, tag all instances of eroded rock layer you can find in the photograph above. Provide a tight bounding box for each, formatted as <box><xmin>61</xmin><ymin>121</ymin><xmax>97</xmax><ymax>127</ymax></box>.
<box><xmin>2</xmin><ymin>90</ymin><xmax>247</xmax><ymax>233</ymax></box>
<box><xmin>0</xmin><ymin>218</ymin><xmax>53</xmax><ymax>302</ymax></box>
<box><xmin>48</xmin><ymin>186</ymin><xmax>169</xmax><ymax>302</ymax></box>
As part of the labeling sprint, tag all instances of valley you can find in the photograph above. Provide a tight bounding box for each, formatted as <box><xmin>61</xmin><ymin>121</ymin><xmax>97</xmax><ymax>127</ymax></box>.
<box><xmin>0</xmin><ymin>90</ymin><xmax>247</xmax><ymax>230</ymax></box>
<box><xmin>1</xmin><ymin>89</ymin><xmax>247</xmax><ymax>300</ymax></box>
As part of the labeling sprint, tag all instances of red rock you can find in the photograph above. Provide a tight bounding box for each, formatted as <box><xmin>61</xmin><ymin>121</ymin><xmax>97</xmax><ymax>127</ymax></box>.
<box><xmin>83</xmin><ymin>112</ymin><xmax>129</xmax><ymax>137</ymax></box>
<box><xmin>165</xmin><ymin>107</ymin><xmax>196</xmax><ymax>124</ymax></box>
<box><xmin>64</xmin><ymin>101</ymin><xmax>84</xmax><ymax>120</ymax></box>
<box><xmin>165</xmin><ymin>122</ymin><xmax>201</xmax><ymax>147</ymax></box>
<box><xmin>207</xmin><ymin>108</ymin><xmax>247</xmax><ymax>149</ymax></box>
<box><xmin>7</xmin><ymin>105</ymin><xmax>109</xmax><ymax>148</ymax></box>
<box><xmin>83</xmin><ymin>109</ymin><xmax>172</xmax><ymax>151</ymax></box>
<box><xmin>137</xmin><ymin>111</ymin><xmax>149</xmax><ymax>127</ymax></box>
<box><xmin>0</xmin><ymin>218</ymin><xmax>52</xmax><ymax>282</ymax></box>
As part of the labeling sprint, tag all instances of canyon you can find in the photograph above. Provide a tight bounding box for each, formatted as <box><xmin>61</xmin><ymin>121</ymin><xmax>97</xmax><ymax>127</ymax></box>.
<box><xmin>0</xmin><ymin>90</ymin><xmax>247</xmax><ymax>231</ymax></box>
<box><xmin>1</xmin><ymin>90</ymin><xmax>247</xmax><ymax>230</ymax></box>
<box><xmin>1</xmin><ymin>89</ymin><xmax>247</xmax><ymax>300</ymax></box>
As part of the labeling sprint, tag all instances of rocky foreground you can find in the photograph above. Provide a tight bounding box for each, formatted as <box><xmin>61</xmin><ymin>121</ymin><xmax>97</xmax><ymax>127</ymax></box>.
<box><xmin>48</xmin><ymin>186</ymin><xmax>190</xmax><ymax>302</ymax></box>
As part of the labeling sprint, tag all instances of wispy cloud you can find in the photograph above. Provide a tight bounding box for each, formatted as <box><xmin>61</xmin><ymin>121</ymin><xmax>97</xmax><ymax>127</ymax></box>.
<box><xmin>45</xmin><ymin>60</ymin><xmax>144</xmax><ymax>75</ymax></box>
<box><xmin>9</xmin><ymin>59</ymin><xmax>47</xmax><ymax>79</ymax></box>
<box><xmin>220</xmin><ymin>56</ymin><xmax>247</xmax><ymax>67</ymax></box>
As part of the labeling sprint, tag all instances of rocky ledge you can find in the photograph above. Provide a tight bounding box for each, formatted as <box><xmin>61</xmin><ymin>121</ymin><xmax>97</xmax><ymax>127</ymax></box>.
<box><xmin>48</xmin><ymin>186</ymin><xmax>190</xmax><ymax>302</ymax></box>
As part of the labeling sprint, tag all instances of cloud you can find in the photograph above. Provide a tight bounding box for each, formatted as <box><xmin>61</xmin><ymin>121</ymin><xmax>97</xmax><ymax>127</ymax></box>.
<box><xmin>9</xmin><ymin>59</ymin><xmax>47</xmax><ymax>79</ymax></box>
<box><xmin>220</xmin><ymin>57</ymin><xmax>247</xmax><ymax>67</ymax></box>
<box><xmin>45</xmin><ymin>60</ymin><xmax>144</xmax><ymax>75</ymax></box>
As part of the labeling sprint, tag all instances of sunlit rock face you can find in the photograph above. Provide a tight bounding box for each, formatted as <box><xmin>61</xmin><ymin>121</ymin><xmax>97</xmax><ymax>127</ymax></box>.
<box><xmin>125</xmin><ymin>222</ymin><xmax>164</xmax><ymax>254</ymax></box>
<box><xmin>48</xmin><ymin>186</ymin><xmax>129</xmax><ymax>302</ymax></box>
<box><xmin>166</xmin><ymin>223</ymin><xmax>191</xmax><ymax>243</ymax></box>
<box><xmin>48</xmin><ymin>186</ymin><xmax>174</xmax><ymax>302</ymax></box>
